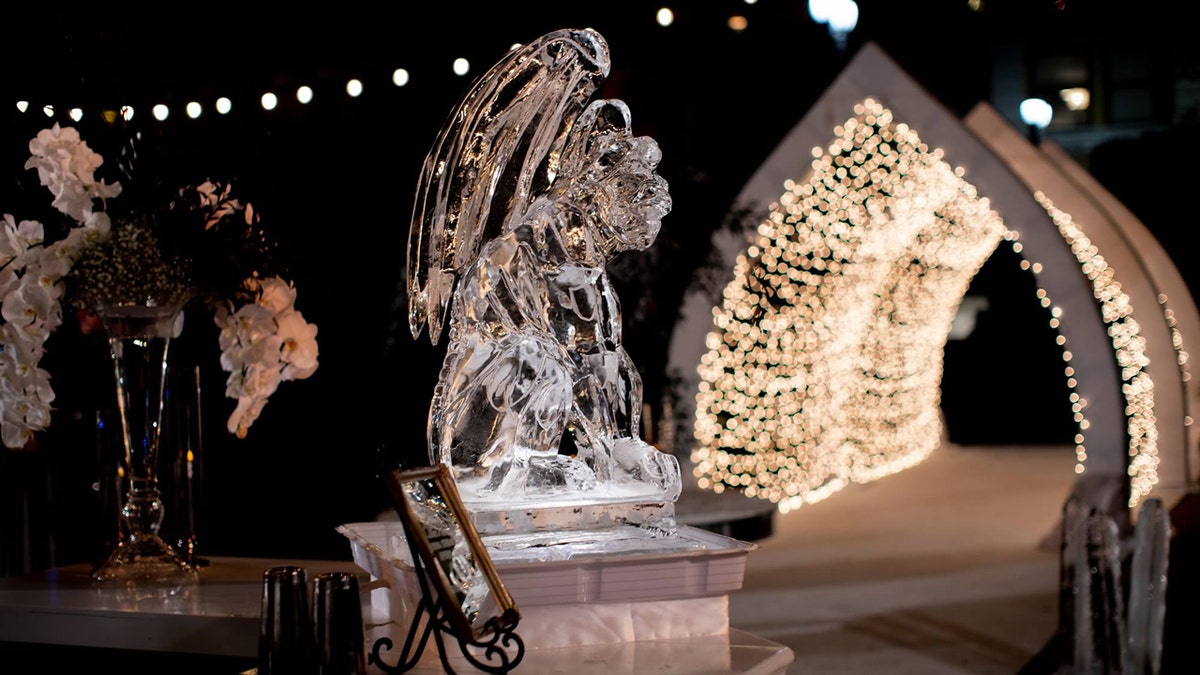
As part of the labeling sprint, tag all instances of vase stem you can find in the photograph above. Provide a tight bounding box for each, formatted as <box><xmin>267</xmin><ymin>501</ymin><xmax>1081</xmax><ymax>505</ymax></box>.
<box><xmin>93</xmin><ymin>305</ymin><xmax>198</xmax><ymax>593</ymax></box>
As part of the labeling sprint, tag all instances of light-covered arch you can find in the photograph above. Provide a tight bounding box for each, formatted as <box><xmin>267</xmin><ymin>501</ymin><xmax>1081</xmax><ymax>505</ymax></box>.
<box><xmin>963</xmin><ymin>104</ymin><xmax>1199</xmax><ymax>506</ymax></box>
<box><xmin>668</xmin><ymin>42</ymin><xmax>1200</xmax><ymax>519</ymax></box>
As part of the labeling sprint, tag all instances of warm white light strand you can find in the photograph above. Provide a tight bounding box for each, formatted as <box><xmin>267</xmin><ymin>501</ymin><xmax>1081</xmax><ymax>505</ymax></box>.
<box><xmin>692</xmin><ymin>99</ymin><xmax>1012</xmax><ymax>513</ymax></box>
<box><xmin>1034</xmin><ymin>192</ymin><xmax>1159</xmax><ymax>505</ymax></box>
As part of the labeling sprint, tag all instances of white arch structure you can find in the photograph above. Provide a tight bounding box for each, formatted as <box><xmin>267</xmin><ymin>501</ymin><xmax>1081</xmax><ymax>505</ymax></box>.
<box><xmin>668</xmin><ymin>42</ymin><xmax>1200</xmax><ymax>518</ymax></box>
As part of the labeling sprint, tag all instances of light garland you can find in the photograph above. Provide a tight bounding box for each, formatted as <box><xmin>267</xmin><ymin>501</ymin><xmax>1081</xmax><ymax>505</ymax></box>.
<box><xmin>1034</xmin><ymin>192</ymin><xmax>1162</xmax><ymax>505</ymax></box>
<box><xmin>9</xmin><ymin>11</ymin><xmax>721</xmax><ymax>125</ymax></box>
<box><xmin>692</xmin><ymin>99</ymin><xmax>1011</xmax><ymax>513</ymax></box>
<box><xmin>692</xmin><ymin>96</ymin><xmax>1177</xmax><ymax>511</ymax></box>
<box><xmin>12</xmin><ymin>71</ymin><xmax>409</xmax><ymax>125</ymax></box>
<box><xmin>1007</xmin><ymin>240</ymin><xmax>1092</xmax><ymax>478</ymax></box>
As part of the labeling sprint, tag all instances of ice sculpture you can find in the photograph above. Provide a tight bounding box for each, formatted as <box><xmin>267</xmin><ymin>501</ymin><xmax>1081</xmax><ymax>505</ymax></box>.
<box><xmin>1073</xmin><ymin>508</ymin><xmax>1126</xmax><ymax>671</ymax></box>
<box><xmin>1126</xmin><ymin>498</ymin><xmax>1169</xmax><ymax>675</ymax></box>
<box><xmin>1059</xmin><ymin>495</ymin><xmax>1171</xmax><ymax>674</ymax></box>
<box><xmin>406</xmin><ymin>28</ymin><xmax>681</xmax><ymax>512</ymax></box>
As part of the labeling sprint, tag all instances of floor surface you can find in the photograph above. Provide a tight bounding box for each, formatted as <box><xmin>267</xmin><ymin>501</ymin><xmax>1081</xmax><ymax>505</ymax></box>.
<box><xmin>724</xmin><ymin>442</ymin><xmax>1077</xmax><ymax>674</ymax></box>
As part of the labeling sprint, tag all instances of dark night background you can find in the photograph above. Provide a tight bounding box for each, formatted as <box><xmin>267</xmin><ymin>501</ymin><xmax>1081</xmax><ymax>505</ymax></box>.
<box><xmin>2</xmin><ymin>0</ymin><xmax>1196</xmax><ymax>571</ymax></box>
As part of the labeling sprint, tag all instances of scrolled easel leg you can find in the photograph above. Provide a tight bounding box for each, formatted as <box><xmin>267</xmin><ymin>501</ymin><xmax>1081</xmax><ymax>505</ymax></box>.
<box><xmin>369</xmin><ymin>596</ymin><xmax>439</xmax><ymax>673</ymax></box>
<box><xmin>456</xmin><ymin>612</ymin><xmax>525</xmax><ymax>674</ymax></box>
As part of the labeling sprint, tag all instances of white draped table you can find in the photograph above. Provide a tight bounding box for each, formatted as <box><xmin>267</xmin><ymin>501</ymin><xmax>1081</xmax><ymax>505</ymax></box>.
<box><xmin>0</xmin><ymin>556</ymin><xmax>793</xmax><ymax>674</ymax></box>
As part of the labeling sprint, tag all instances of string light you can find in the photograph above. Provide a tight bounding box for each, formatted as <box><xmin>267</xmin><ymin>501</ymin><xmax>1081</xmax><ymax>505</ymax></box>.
<box><xmin>693</xmin><ymin>97</ymin><xmax>1167</xmax><ymax>511</ymax></box>
<box><xmin>692</xmin><ymin>99</ymin><xmax>1011</xmax><ymax>513</ymax></box>
<box><xmin>1034</xmin><ymin>192</ymin><xmax>1161</xmax><ymax>505</ymax></box>
<box><xmin>10</xmin><ymin>67</ymin><xmax>405</xmax><ymax>122</ymax></box>
<box><xmin>21</xmin><ymin>16</ymin><xmax>715</xmax><ymax>123</ymax></box>
<box><xmin>10</xmin><ymin>14</ymin><xmax>746</xmax><ymax>124</ymax></box>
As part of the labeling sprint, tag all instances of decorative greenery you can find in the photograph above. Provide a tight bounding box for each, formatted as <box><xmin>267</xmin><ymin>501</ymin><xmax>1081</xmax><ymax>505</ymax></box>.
<box><xmin>63</xmin><ymin>217</ymin><xmax>190</xmax><ymax>310</ymax></box>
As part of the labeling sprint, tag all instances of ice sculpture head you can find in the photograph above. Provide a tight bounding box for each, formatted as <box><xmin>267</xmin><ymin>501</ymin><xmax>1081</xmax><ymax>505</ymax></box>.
<box><xmin>553</xmin><ymin>99</ymin><xmax>671</xmax><ymax>257</ymax></box>
<box><xmin>406</xmin><ymin>28</ymin><xmax>681</xmax><ymax>508</ymax></box>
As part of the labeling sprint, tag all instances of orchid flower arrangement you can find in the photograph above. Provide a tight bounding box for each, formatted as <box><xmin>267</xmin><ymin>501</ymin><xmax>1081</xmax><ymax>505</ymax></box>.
<box><xmin>0</xmin><ymin>123</ymin><xmax>318</xmax><ymax>449</ymax></box>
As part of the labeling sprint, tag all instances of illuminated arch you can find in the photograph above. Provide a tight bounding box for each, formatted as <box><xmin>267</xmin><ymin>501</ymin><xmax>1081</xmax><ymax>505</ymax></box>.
<box><xmin>668</xmin><ymin>42</ymin><xmax>1200</xmax><ymax>517</ymax></box>
<box><xmin>963</xmin><ymin>103</ymin><xmax>1199</xmax><ymax>506</ymax></box>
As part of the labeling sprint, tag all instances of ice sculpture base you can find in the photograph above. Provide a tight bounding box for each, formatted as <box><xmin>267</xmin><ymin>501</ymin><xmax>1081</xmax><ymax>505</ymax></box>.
<box><xmin>455</xmin><ymin>472</ymin><xmax>682</xmax><ymax>537</ymax></box>
<box><xmin>464</xmin><ymin>496</ymin><xmax>677</xmax><ymax>537</ymax></box>
<box><xmin>339</xmin><ymin>520</ymin><xmax>755</xmax><ymax>650</ymax></box>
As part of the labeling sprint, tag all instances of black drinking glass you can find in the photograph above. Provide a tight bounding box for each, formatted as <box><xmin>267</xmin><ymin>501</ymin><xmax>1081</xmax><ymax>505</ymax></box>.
<box><xmin>313</xmin><ymin>571</ymin><xmax>368</xmax><ymax>675</ymax></box>
<box><xmin>259</xmin><ymin>565</ymin><xmax>315</xmax><ymax>674</ymax></box>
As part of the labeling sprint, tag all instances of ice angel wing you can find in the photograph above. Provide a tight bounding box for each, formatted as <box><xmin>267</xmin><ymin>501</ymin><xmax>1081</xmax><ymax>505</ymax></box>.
<box><xmin>406</xmin><ymin>28</ymin><xmax>611</xmax><ymax>344</ymax></box>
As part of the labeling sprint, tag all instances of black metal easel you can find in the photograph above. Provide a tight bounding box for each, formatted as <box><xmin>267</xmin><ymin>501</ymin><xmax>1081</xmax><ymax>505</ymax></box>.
<box><xmin>367</xmin><ymin>523</ymin><xmax>524</xmax><ymax>674</ymax></box>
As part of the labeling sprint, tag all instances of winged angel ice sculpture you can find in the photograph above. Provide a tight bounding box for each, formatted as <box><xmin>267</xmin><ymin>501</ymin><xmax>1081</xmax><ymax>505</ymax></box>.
<box><xmin>406</xmin><ymin>28</ymin><xmax>680</xmax><ymax>506</ymax></box>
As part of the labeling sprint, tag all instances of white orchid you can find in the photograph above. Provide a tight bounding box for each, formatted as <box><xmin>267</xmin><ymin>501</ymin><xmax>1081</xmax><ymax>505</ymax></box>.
<box><xmin>215</xmin><ymin>275</ymin><xmax>319</xmax><ymax>438</ymax></box>
<box><xmin>24</xmin><ymin>124</ymin><xmax>121</xmax><ymax>222</ymax></box>
<box><xmin>0</xmin><ymin>216</ymin><xmax>72</xmax><ymax>449</ymax></box>
<box><xmin>276</xmin><ymin>310</ymin><xmax>319</xmax><ymax>381</ymax></box>
<box><xmin>0</xmin><ymin>125</ymin><xmax>124</xmax><ymax>448</ymax></box>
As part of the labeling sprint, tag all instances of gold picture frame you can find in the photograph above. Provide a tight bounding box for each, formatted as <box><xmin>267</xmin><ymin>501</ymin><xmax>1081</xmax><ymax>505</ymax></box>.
<box><xmin>382</xmin><ymin>463</ymin><xmax>519</xmax><ymax>641</ymax></box>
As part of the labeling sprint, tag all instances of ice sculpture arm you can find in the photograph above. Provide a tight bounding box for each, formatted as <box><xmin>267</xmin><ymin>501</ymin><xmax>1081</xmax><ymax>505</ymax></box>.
<box><xmin>453</xmin><ymin>230</ymin><xmax>556</xmax><ymax>342</ymax></box>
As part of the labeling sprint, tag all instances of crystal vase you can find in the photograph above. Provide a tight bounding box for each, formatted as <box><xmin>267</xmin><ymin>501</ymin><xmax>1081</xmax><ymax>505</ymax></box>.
<box><xmin>92</xmin><ymin>301</ymin><xmax>199</xmax><ymax>594</ymax></box>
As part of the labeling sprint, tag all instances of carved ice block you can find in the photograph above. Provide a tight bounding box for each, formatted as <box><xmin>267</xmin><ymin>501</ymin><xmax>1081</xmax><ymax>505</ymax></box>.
<box><xmin>405</xmin><ymin>27</ymin><xmax>682</xmax><ymax>536</ymax></box>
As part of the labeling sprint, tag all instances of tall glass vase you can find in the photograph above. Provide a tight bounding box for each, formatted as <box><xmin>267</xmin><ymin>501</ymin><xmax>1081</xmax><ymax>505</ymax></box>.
<box><xmin>92</xmin><ymin>301</ymin><xmax>199</xmax><ymax>594</ymax></box>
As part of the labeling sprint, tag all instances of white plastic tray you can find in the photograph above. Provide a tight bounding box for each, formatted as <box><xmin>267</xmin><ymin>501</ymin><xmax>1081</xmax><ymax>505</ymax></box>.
<box><xmin>338</xmin><ymin>520</ymin><xmax>755</xmax><ymax>608</ymax></box>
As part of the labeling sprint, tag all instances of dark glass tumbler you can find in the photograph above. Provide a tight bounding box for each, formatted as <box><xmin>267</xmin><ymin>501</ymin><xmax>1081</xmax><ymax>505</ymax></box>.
<box><xmin>313</xmin><ymin>571</ymin><xmax>368</xmax><ymax>675</ymax></box>
<box><xmin>259</xmin><ymin>565</ymin><xmax>315</xmax><ymax>674</ymax></box>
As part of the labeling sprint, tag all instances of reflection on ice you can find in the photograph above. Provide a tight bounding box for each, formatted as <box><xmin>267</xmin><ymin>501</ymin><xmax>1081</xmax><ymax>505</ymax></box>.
<box><xmin>401</xmin><ymin>475</ymin><xmax>492</xmax><ymax>625</ymax></box>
